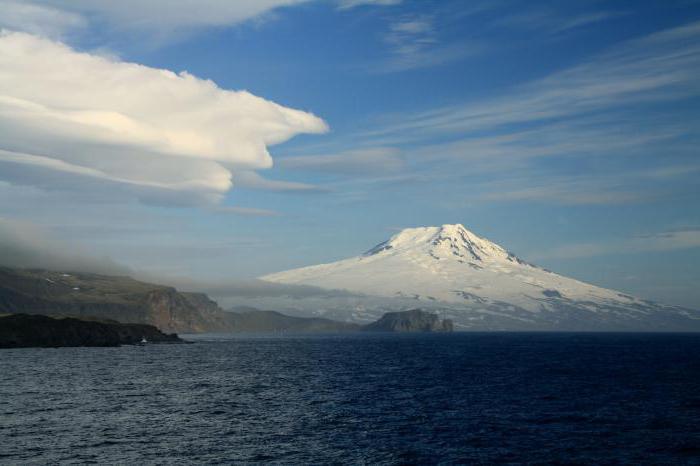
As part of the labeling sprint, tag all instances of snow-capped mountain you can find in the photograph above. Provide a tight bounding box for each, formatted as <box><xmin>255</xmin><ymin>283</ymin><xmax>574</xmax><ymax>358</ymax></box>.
<box><xmin>259</xmin><ymin>224</ymin><xmax>700</xmax><ymax>331</ymax></box>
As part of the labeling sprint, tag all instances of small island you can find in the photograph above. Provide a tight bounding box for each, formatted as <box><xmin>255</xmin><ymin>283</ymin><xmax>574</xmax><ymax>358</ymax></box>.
<box><xmin>363</xmin><ymin>309</ymin><xmax>454</xmax><ymax>333</ymax></box>
<box><xmin>0</xmin><ymin>314</ymin><xmax>183</xmax><ymax>348</ymax></box>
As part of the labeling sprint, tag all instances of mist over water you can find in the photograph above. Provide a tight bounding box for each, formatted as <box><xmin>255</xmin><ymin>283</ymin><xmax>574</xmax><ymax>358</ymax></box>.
<box><xmin>2</xmin><ymin>333</ymin><xmax>700</xmax><ymax>464</ymax></box>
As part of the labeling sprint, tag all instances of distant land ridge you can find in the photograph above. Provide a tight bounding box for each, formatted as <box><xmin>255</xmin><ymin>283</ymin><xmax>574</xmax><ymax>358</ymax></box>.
<box><xmin>0</xmin><ymin>267</ymin><xmax>235</xmax><ymax>333</ymax></box>
<box><xmin>0</xmin><ymin>314</ymin><xmax>183</xmax><ymax>348</ymax></box>
<box><xmin>0</xmin><ymin>266</ymin><xmax>454</xmax><ymax>336</ymax></box>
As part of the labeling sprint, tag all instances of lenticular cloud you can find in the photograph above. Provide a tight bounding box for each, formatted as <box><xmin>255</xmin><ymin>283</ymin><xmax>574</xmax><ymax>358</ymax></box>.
<box><xmin>0</xmin><ymin>31</ymin><xmax>328</xmax><ymax>203</ymax></box>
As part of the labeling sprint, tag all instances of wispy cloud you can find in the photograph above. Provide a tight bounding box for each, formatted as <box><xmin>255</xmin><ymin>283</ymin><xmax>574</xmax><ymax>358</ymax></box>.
<box><xmin>2</xmin><ymin>0</ymin><xmax>314</xmax><ymax>39</ymax></box>
<box><xmin>496</xmin><ymin>9</ymin><xmax>625</xmax><ymax>35</ymax></box>
<box><xmin>337</xmin><ymin>0</ymin><xmax>402</xmax><ymax>10</ymax></box>
<box><xmin>481</xmin><ymin>158</ymin><xmax>700</xmax><ymax>207</ymax></box>
<box><xmin>531</xmin><ymin>229</ymin><xmax>700</xmax><ymax>260</ymax></box>
<box><xmin>0</xmin><ymin>217</ymin><xmax>131</xmax><ymax>274</ymax></box>
<box><xmin>213</xmin><ymin>206</ymin><xmax>282</xmax><ymax>217</ymax></box>
<box><xmin>368</xmin><ymin>20</ymin><xmax>700</xmax><ymax>138</ymax></box>
<box><xmin>478</xmin><ymin>178</ymin><xmax>652</xmax><ymax>206</ymax></box>
<box><xmin>0</xmin><ymin>0</ymin><xmax>85</xmax><ymax>39</ymax></box>
<box><xmin>333</xmin><ymin>20</ymin><xmax>700</xmax><ymax>204</ymax></box>
<box><xmin>233</xmin><ymin>171</ymin><xmax>328</xmax><ymax>193</ymax></box>
<box><xmin>374</xmin><ymin>14</ymin><xmax>478</xmax><ymax>72</ymax></box>
<box><xmin>278</xmin><ymin>147</ymin><xmax>403</xmax><ymax>175</ymax></box>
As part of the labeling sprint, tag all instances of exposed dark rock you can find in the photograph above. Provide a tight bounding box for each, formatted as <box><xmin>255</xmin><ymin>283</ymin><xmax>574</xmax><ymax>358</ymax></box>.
<box><xmin>0</xmin><ymin>314</ymin><xmax>183</xmax><ymax>348</ymax></box>
<box><xmin>362</xmin><ymin>309</ymin><xmax>454</xmax><ymax>332</ymax></box>
<box><xmin>0</xmin><ymin>267</ymin><xmax>237</xmax><ymax>333</ymax></box>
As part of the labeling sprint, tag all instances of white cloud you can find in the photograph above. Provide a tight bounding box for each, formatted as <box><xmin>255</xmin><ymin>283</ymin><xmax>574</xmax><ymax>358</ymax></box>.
<box><xmin>479</xmin><ymin>181</ymin><xmax>647</xmax><ymax>206</ymax></box>
<box><xmin>0</xmin><ymin>217</ymin><xmax>131</xmax><ymax>274</ymax></box>
<box><xmin>496</xmin><ymin>9</ymin><xmax>624</xmax><ymax>35</ymax></box>
<box><xmin>214</xmin><ymin>206</ymin><xmax>281</xmax><ymax>217</ymax></box>
<box><xmin>337</xmin><ymin>0</ymin><xmax>402</xmax><ymax>10</ymax></box>
<box><xmin>368</xmin><ymin>20</ymin><xmax>700</xmax><ymax>137</ymax></box>
<box><xmin>233</xmin><ymin>171</ymin><xmax>328</xmax><ymax>193</ymax></box>
<box><xmin>0</xmin><ymin>0</ymin><xmax>405</xmax><ymax>43</ymax></box>
<box><xmin>376</xmin><ymin>14</ymin><xmax>477</xmax><ymax>72</ymax></box>
<box><xmin>531</xmin><ymin>230</ymin><xmax>700</xmax><ymax>260</ymax></box>
<box><xmin>0</xmin><ymin>0</ymin><xmax>85</xmax><ymax>39</ymax></box>
<box><xmin>4</xmin><ymin>0</ymin><xmax>313</xmax><ymax>37</ymax></box>
<box><xmin>337</xmin><ymin>20</ymin><xmax>700</xmax><ymax>205</ymax></box>
<box><xmin>278</xmin><ymin>147</ymin><xmax>403</xmax><ymax>175</ymax></box>
<box><xmin>0</xmin><ymin>31</ymin><xmax>327</xmax><ymax>204</ymax></box>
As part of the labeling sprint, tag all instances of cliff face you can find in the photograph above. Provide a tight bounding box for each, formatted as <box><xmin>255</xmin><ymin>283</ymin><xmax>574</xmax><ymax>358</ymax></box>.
<box><xmin>0</xmin><ymin>314</ymin><xmax>183</xmax><ymax>348</ymax></box>
<box><xmin>143</xmin><ymin>289</ymin><xmax>237</xmax><ymax>333</ymax></box>
<box><xmin>0</xmin><ymin>267</ymin><xmax>236</xmax><ymax>333</ymax></box>
<box><xmin>362</xmin><ymin>309</ymin><xmax>454</xmax><ymax>332</ymax></box>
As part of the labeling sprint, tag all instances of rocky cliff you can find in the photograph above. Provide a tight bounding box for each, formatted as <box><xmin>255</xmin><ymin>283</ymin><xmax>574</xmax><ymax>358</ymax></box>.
<box><xmin>0</xmin><ymin>314</ymin><xmax>183</xmax><ymax>348</ymax></box>
<box><xmin>0</xmin><ymin>267</ymin><xmax>236</xmax><ymax>333</ymax></box>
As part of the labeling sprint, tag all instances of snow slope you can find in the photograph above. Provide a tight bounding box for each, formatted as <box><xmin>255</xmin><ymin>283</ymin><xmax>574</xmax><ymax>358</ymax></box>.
<box><xmin>260</xmin><ymin>224</ymin><xmax>700</xmax><ymax>331</ymax></box>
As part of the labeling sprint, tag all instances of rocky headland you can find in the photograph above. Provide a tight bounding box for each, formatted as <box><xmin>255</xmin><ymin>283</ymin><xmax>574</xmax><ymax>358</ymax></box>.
<box><xmin>0</xmin><ymin>267</ymin><xmax>455</xmax><ymax>340</ymax></box>
<box><xmin>0</xmin><ymin>313</ymin><xmax>183</xmax><ymax>348</ymax></box>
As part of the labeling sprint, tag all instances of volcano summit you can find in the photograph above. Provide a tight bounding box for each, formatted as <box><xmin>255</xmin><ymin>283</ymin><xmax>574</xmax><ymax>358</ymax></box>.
<box><xmin>261</xmin><ymin>224</ymin><xmax>700</xmax><ymax>331</ymax></box>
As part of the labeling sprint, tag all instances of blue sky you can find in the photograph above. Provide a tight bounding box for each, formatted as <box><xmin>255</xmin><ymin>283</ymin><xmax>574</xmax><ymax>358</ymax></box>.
<box><xmin>0</xmin><ymin>0</ymin><xmax>699</xmax><ymax>308</ymax></box>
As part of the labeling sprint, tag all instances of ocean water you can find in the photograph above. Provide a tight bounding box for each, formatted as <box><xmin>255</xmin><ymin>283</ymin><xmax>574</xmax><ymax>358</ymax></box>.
<box><xmin>1</xmin><ymin>333</ymin><xmax>700</xmax><ymax>465</ymax></box>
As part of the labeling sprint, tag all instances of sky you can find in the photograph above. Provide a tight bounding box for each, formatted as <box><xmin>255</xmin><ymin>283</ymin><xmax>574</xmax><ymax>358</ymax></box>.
<box><xmin>0</xmin><ymin>0</ymin><xmax>699</xmax><ymax>308</ymax></box>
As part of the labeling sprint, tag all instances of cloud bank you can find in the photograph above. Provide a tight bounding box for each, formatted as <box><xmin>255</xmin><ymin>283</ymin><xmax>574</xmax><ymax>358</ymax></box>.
<box><xmin>0</xmin><ymin>31</ymin><xmax>327</xmax><ymax>204</ymax></box>
<box><xmin>278</xmin><ymin>147</ymin><xmax>404</xmax><ymax>175</ymax></box>
<box><xmin>531</xmin><ymin>230</ymin><xmax>700</xmax><ymax>261</ymax></box>
<box><xmin>338</xmin><ymin>0</ymin><xmax>402</xmax><ymax>10</ymax></box>
<box><xmin>1</xmin><ymin>0</ymin><xmax>403</xmax><ymax>40</ymax></box>
<box><xmin>0</xmin><ymin>0</ymin><xmax>312</xmax><ymax>38</ymax></box>
<box><xmin>0</xmin><ymin>217</ymin><xmax>131</xmax><ymax>275</ymax></box>
<box><xmin>0</xmin><ymin>0</ymin><xmax>85</xmax><ymax>39</ymax></box>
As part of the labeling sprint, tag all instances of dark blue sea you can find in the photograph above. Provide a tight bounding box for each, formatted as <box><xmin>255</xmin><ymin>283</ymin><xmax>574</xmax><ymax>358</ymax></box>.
<box><xmin>2</xmin><ymin>333</ymin><xmax>700</xmax><ymax>465</ymax></box>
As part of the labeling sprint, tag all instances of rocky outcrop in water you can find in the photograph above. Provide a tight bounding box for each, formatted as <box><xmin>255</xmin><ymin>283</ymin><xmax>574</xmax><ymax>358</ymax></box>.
<box><xmin>0</xmin><ymin>314</ymin><xmax>183</xmax><ymax>348</ymax></box>
<box><xmin>362</xmin><ymin>309</ymin><xmax>454</xmax><ymax>332</ymax></box>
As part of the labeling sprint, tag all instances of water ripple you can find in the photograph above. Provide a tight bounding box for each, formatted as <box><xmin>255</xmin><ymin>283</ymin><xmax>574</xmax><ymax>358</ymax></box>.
<box><xmin>1</xmin><ymin>333</ymin><xmax>700</xmax><ymax>464</ymax></box>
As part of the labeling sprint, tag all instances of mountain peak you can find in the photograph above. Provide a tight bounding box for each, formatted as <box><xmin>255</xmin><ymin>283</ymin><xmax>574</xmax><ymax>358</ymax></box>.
<box><xmin>429</xmin><ymin>224</ymin><xmax>509</xmax><ymax>262</ymax></box>
<box><xmin>260</xmin><ymin>225</ymin><xmax>699</xmax><ymax>331</ymax></box>
<box><xmin>363</xmin><ymin>223</ymin><xmax>519</xmax><ymax>263</ymax></box>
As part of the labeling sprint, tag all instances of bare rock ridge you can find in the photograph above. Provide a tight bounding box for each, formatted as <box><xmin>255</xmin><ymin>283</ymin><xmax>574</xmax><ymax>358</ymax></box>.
<box><xmin>0</xmin><ymin>267</ymin><xmax>235</xmax><ymax>333</ymax></box>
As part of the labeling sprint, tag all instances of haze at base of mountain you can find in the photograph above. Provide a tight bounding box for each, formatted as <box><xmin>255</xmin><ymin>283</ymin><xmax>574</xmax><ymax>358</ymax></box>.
<box><xmin>0</xmin><ymin>267</ymin><xmax>356</xmax><ymax>334</ymax></box>
<box><xmin>260</xmin><ymin>224</ymin><xmax>700</xmax><ymax>332</ymax></box>
<box><xmin>0</xmin><ymin>266</ymin><xmax>451</xmax><ymax>335</ymax></box>
<box><xmin>226</xmin><ymin>307</ymin><xmax>360</xmax><ymax>333</ymax></box>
